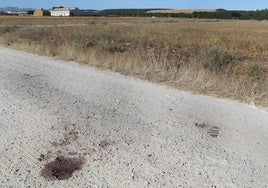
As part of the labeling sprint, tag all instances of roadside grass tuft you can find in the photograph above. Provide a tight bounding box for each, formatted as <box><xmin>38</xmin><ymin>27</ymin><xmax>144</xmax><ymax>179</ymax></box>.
<box><xmin>246</xmin><ymin>62</ymin><xmax>267</xmax><ymax>78</ymax></box>
<box><xmin>201</xmin><ymin>47</ymin><xmax>237</xmax><ymax>73</ymax></box>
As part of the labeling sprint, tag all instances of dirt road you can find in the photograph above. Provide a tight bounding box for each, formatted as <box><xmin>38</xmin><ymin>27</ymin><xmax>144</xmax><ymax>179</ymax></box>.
<box><xmin>0</xmin><ymin>47</ymin><xmax>267</xmax><ymax>187</ymax></box>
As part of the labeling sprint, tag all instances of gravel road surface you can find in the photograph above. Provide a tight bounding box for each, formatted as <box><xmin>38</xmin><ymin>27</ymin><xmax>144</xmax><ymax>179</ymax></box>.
<box><xmin>0</xmin><ymin>47</ymin><xmax>267</xmax><ymax>187</ymax></box>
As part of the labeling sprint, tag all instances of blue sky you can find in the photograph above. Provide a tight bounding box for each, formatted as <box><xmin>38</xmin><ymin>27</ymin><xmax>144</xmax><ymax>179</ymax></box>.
<box><xmin>1</xmin><ymin>0</ymin><xmax>267</xmax><ymax>10</ymax></box>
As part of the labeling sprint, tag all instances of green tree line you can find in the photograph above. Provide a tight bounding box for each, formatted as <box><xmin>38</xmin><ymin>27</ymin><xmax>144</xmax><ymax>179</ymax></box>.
<box><xmin>104</xmin><ymin>9</ymin><xmax>268</xmax><ymax>20</ymax></box>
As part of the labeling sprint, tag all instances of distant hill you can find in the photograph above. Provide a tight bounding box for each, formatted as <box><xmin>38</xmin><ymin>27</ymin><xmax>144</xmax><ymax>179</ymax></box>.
<box><xmin>0</xmin><ymin>6</ymin><xmax>34</xmax><ymax>12</ymax></box>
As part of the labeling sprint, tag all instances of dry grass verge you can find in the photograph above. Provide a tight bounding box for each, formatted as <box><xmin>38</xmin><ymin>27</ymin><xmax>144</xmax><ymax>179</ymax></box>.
<box><xmin>0</xmin><ymin>17</ymin><xmax>267</xmax><ymax>106</ymax></box>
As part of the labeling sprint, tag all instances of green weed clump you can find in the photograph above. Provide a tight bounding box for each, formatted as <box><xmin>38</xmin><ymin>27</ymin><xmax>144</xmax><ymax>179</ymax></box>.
<box><xmin>246</xmin><ymin>62</ymin><xmax>267</xmax><ymax>81</ymax></box>
<box><xmin>0</xmin><ymin>26</ymin><xmax>18</xmax><ymax>35</ymax></box>
<box><xmin>201</xmin><ymin>48</ymin><xmax>236</xmax><ymax>72</ymax></box>
<box><xmin>247</xmin><ymin>62</ymin><xmax>267</xmax><ymax>76</ymax></box>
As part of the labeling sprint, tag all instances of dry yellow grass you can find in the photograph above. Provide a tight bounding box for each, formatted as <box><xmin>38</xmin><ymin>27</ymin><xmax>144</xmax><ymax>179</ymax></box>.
<box><xmin>0</xmin><ymin>16</ymin><xmax>267</xmax><ymax>106</ymax></box>
<box><xmin>0</xmin><ymin>16</ymin><xmax>152</xmax><ymax>25</ymax></box>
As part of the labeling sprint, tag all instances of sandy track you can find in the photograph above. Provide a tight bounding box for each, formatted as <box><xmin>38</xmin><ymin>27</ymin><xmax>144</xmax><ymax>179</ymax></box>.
<box><xmin>0</xmin><ymin>47</ymin><xmax>267</xmax><ymax>187</ymax></box>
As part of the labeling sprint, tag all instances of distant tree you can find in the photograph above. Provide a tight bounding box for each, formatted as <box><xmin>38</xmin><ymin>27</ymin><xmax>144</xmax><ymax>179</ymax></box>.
<box><xmin>216</xmin><ymin>9</ymin><xmax>227</xmax><ymax>12</ymax></box>
<box><xmin>231</xmin><ymin>11</ymin><xmax>241</xmax><ymax>19</ymax></box>
<box><xmin>27</xmin><ymin>10</ymin><xmax>34</xmax><ymax>15</ymax></box>
<box><xmin>52</xmin><ymin>6</ymin><xmax>64</xmax><ymax>10</ymax></box>
<box><xmin>192</xmin><ymin>11</ymin><xmax>198</xmax><ymax>18</ymax></box>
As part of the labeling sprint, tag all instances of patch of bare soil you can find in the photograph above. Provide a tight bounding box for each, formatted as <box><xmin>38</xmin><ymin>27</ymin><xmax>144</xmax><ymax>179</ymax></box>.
<box><xmin>41</xmin><ymin>156</ymin><xmax>85</xmax><ymax>180</ymax></box>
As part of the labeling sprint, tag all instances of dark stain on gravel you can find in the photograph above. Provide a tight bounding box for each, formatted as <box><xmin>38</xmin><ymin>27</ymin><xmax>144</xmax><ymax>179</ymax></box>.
<box><xmin>195</xmin><ymin>122</ymin><xmax>220</xmax><ymax>138</ymax></box>
<box><xmin>99</xmin><ymin>140</ymin><xmax>111</xmax><ymax>149</ymax></box>
<box><xmin>207</xmin><ymin>126</ymin><xmax>220</xmax><ymax>138</ymax></box>
<box><xmin>50</xmin><ymin>141</ymin><xmax>59</xmax><ymax>147</ymax></box>
<box><xmin>41</xmin><ymin>156</ymin><xmax>85</xmax><ymax>180</ymax></box>
<box><xmin>56</xmin><ymin>129</ymin><xmax>80</xmax><ymax>147</ymax></box>
<box><xmin>23</xmin><ymin>73</ymin><xmax>44</xmax><ymax>78</ymax></box>
<box><xmin>195</xmin><ymin>122</ymin><xmax>209</xmax><ymax>129</ymax></box>
<box><xmin>38</xmin><ymin>154</ymin><xmax>45</xmax><ymax>162</ymax></box>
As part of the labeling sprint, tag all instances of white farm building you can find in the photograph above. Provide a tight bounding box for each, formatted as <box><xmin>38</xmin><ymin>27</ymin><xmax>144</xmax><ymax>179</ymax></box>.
<box><xmin>51</xmin><ymin>8</ymin><xmax>79</xmax><ymax>16</ymax></box>
<box><xmin>50</xmin><ymin>7</ymin><xmax>104</xmax><ymax>17</ymax></box>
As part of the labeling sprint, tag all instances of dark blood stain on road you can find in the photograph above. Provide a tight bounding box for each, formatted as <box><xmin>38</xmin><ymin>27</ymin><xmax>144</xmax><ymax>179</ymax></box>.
<box><xmin>41</xmin><ymin>156</ymin><xmax>85</xmax><ymax>180</ymax></box>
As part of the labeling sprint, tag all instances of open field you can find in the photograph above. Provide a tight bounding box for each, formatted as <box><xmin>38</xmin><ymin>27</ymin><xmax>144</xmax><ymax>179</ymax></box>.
<box><xmin>0</xmin><ymin>17</ymin><xmax>267</xmax><ymax>106</ymax></box>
